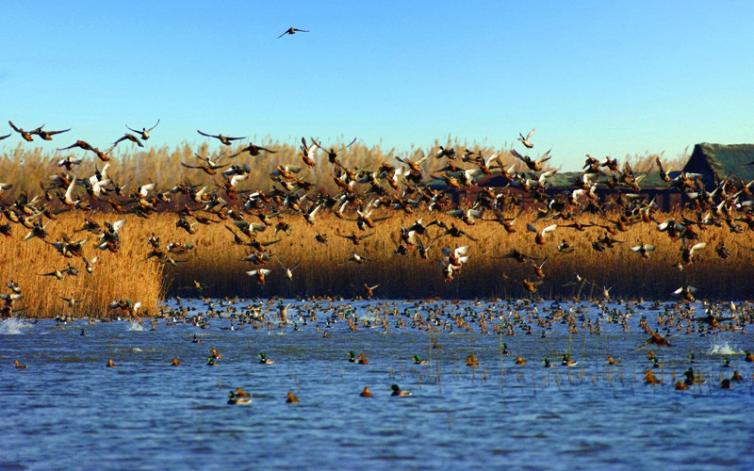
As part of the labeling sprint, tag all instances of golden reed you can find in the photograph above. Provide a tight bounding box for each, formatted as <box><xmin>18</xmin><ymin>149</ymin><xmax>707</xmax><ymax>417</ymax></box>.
<box><xmin>1</xmin><ymin>210</ymin><xmax>750</xmax><ymax>318</ymax></box>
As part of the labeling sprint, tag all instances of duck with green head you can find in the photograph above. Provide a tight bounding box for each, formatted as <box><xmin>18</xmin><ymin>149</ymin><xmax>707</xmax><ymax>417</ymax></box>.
<box><xmin>413</xmin><ymin>355</ymin><xmax>429</xmax><ymax>366</ymax></box>
<box><xmin>390</xmin><ymin>384</ymin><xmax>412</xmax><ymax>397</ymax></box>
<box><xmin>561</xmin><ymin>353</ymin><xmax>577</xmax><ymax>367</ymax></box>
<box><xmin>228</xmin><ymin>387</ymin><xmax>252</xmax><ymax>405</ymax></box>
<box><xmin>258</xmin><ymin>352</ymin><xmax>274</xmax><ymax>365</ymax></box>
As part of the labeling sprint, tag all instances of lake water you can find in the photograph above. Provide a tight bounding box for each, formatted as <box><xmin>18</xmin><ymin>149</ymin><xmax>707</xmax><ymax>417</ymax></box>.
<box><xmin>1</xmin><ymin>299</ymin><xmax>753</xmax><ymax>470</ymax></box>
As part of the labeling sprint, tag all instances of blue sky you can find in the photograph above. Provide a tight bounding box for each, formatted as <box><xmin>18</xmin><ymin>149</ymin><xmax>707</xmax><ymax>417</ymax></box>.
<box><xmin>1</xmin><ymin>0</ymin><xmax>753</xmax><ymax>168</ymax></box>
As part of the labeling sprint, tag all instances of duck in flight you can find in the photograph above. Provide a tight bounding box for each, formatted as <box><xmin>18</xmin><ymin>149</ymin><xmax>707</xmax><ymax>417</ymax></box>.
<box><xmin>126</xmin><ymin>119</ymin><xmax>160</xmax><ymax>141</ymax></box>
<box><xmin>230</xmin><ymin>143</ymin><xmax>276</xmax><ymax>158</ymax></box>
<box><xmin>197</xmin><ymin>130</ymin><xmax>246</xmax><ymax>146</ymax></box>
<box><xmin>8</xmin><ymin>121</ymin><xmax>43</xmax><ymax>142</ymax></box>
<box><xmin>112</xmin><ymin>133</ymin><xmax>144</xmax><ymax>149</ymax></box>
<box><xmin>58</xmin><ymin>140</ymin><xmax>109</xmax><ymax>161</ymax></box>
<box><xmin>518</xmin><ymin>128</ymin><xmax>535</xmax><ymax>148</ymax></box>
<box><xmin>32</xmin><ymin>126</ymin><xmax>71</xmax><ymax>141</ymax></box>
<box><xmin>278</xmin><ymin>27</ymin><xmax>309</xmax><ymax>38</ymax></box>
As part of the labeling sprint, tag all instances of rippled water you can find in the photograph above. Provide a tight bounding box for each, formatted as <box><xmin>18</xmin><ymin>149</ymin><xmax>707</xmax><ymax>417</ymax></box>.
<box><xmin>2</xmin><ymin>299</ymin><xmax>753</xmax><ymax>470</ymax></box>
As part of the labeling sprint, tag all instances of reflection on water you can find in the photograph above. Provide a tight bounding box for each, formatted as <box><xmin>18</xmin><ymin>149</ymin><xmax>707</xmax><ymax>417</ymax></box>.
<box><xmin>1</xmin><ymin>298</ymin><xmax>753</xmax><ymax>470</ymax></box>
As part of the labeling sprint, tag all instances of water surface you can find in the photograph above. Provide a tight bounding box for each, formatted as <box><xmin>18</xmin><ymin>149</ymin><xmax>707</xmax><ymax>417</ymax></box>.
<box><xmin>2</xmin><ymin>299</ymin><xmax>753</xmax><ymax>470</ymax></box>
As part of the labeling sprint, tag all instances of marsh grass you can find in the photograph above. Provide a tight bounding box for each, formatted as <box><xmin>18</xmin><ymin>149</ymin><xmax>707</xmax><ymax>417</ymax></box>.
<box><xmin>0</xmin><ymin>214</ymin><xmax>165</xmax><ymax>318</ymax></box>
<box><xmin>172</xmin><ymin>211</ymin><xmax>754</xmax><ymax>300</ymax></box>
<box><xmin>2</xmin><ymin>208</ymin><xmax>751</xmax><ymax>318</ymax></box>
<box><xmin>0</xmin><ymin>139</ymin><xmax>686</xmax><ymax>200</ymax></box>
<box><xmin>0</xmin><ymin>142</ymin><xmax>743</xmax><ymax>317</ymax></box>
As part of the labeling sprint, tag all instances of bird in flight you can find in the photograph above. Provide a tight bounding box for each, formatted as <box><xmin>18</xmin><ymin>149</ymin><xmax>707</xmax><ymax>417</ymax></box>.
<box><xmin>112</xmin><ymin>133</ymin><xmax>144</xmax><ymax>149</ymax></box>
<box><xmin>126</xmin><ymin>119</ymin><xmax>160</xmax><ymax>141</ymax></box>
<box><xmin>197</xmin><ymin>130</ymin><xmax>246</xmax><ymax>146</ymax></box>
<box><xmin>278</xmin><ymin>27</ymin><xmax>309</xmax><ymax>39</ymax></box>
<box><xmin>8</xmin><ymin>121</ymin><xmax>42</xmax><ymax>142</ymax></box>
<box><xmin>229</xmin><ymin>143</ymin><xmax>276</xmax><ymax>158</ymax></box>
<box><xmin>32</xmin><ymin>127</ymin><xmax>71</xmax><ymax>141</ymax></box>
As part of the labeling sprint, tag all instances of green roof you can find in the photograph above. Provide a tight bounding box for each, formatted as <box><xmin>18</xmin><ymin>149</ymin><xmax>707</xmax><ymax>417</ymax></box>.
<box><xmin>687</xmin><ymin>143</ymin><xmax>754</xmax><ymax>182</ymax></box>
<box><xmin>546</xmin><ymin>171</ymin><xmax>669</xmax><ymax>190</ymax></box>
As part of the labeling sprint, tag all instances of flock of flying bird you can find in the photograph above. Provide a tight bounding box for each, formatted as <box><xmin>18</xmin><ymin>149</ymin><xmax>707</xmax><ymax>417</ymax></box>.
<box><xmin>0</xmin><ymin>115</ymin><xmax>754</xmax><ymax>320</ymax></box>
<box><xmin>3</xmin><ymin>116</ymin><xmax>754</xmax><ymax>398</ymax></box>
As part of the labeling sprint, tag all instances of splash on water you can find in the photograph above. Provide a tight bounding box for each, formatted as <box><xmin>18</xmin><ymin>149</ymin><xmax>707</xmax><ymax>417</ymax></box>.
<box><xmin>0</xmin><ymin>318</ymin><xmax>33</xmax><ymax>335</ymax></box>
<box><xmin>708</xmin><ymin>341</ymin><xmax>744</xmax><ymax>356</ymax></box>
<box><xmin>128</xmin><ymin>321</ymin><xmax>144</xmax><ymax>332</ymax></box>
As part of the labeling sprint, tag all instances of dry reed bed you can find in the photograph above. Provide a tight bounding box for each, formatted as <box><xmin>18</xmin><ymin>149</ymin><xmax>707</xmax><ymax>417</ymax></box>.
<box><xmin>2</xmin><ymin>209</ymin><xmax>752</xmax><ymax>318</ymax></box>
<box><xmin>0</xmin><ymin>142</ymin><xmax>719</xmax><ymax>316</ymax></box>
<box><xmin>0</xmin><ymin>141</ymin><xmax>485</xmax><ymax>198</ymax></box>
<box><xmin>0</xmin><ymin>140</ymin><xmax>685</xmax><ymax>201</ymax></box>
<box><xmin>161</xmin><ymin>211</ymin><xmax>753</xmax><ymax>300</ymax></box>
<box><xmin>0</xmin><ymin>214</ymin><xmax>165</xmax><ymax>318</ymax></box>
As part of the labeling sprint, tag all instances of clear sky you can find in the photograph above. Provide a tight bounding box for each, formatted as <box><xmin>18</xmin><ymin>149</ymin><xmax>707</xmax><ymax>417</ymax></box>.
<box><xmin>1</xmin><ymin>0</ymin><xmax>753</xmax><ymax>169</ymax></box>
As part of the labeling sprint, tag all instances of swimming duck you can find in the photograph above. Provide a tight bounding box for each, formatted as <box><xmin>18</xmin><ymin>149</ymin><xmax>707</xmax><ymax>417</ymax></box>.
<box><xmin>466</xmin><ymin>354</ymin><xmax>479</xmax><ymax>368</ymax></box>
<box><xmin>390</xmin><ymin>384</ymin><xmax>412</xmax><ymax>397</ymax></box>
<box><xmin>170</xmin><ymin>357</ymin><xmax>181</xmax><ymax>366</ymax></box>
<box><xmin>607</xmin><ymin>355</ymin><xmax>620</xmax><ymax>366</ymax></box>
<box><xmin>286</xmin><ymin>391</ymin><xmax>300</xmax><ymax>404</ymax></box>
<box><xmin>745</xmin><ymin>351</ymin><xmax>754</xmax><ymax>362</ymax></box>
<box><xmin>561</xmin><ymin>353</ymin><xmax>578</xmax><ymax>367</ymax></box>
<box><xmin>543</xmin><ymin>358</ymin><xmax>551</xmax><ymax>368</ymax></box>
<box><xmin>515</xmin><ymin>356</ymin><xmax>527</xmax><ymax>366</ymax></box>
<box><xmin>106</xmin><ymin>359</ymin><xmax>116</xmax><ymax>368</ymax></box>
<box><xmin>731</xmin><ymin>371</ymin><xmax>743</xmax><ymax>382</ymax></box>
<box><xmin>356</xmin><ymin>353</ymin><xmax>369</xmax><ymax>365</ymax></box>
<box><xmin>360</xmin><ymin>387</ymin><xmax>374</xmax><ymax>398</ymax></box>
<box><xmin>207</xmin><ymin>356</ymin><xmax>218</xmax><ymax>366</ymax></box>
<box><xmin>210</xmin><ymin>347</ymin><xmax>222</xmax><ymax>359</ymax></box>
<box><xmin>720</xmin><ymin>378</ymin><xmax>731</xmax><ymax>389</ymax></box>
<box><xmin>674</xmin><ymin>381</ymin><xmax>688</xmax><ymax>391</ymax></box>
<box><xmin>683</xmin><ymin>367</ymin><xmax>704</xmax><ymax>385</ymax></box>
<box><xmin>14</xmin><ymin>359</ymin><xmax>27</xmax><ymax>369</ymax></box>
<box><xmin>228</xmin><ymin>387</ymin><xmax>252</xmax><ymax>405</ymax></box>
<box><xmin>413</xmin><ymin>355</ymin><xmax>429</xmax><ymax>366</ymax></box>
<box><xmin>348</xmin><ymin>351</ymin><xmax>358</xmax><ymax>363</ymax></box>
<box><xmin>644</xmin><ymin>370</ymin><xmax>661</xmax><ymax>384</ymax></box>
<box><xmin>258</xmin><ymin>352</ymin><xmax>274</xmax><ymax>365</ymax></box>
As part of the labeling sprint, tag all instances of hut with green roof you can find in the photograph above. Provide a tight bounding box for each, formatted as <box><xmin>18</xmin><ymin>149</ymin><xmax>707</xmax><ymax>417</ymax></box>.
<box><xmin>683</xmin><ymin>143</ymin><xmax>754</xmax><ymax>189</ymax></box>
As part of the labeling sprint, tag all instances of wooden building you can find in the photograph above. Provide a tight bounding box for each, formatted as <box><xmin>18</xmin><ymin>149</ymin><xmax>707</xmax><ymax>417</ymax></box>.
<box><xmin>683</xmin><ymin>143</ymin><xmax>754</xmax><ymax>189</ymax></box>
<box><xmin>444</xmin><ymin>143</ymin><xmax>754</xmax><ymax>211</ymax></box>
<box><xmin>454</xmin><ymin>172</ymin><xmax>682</xmax><ymax>211</ymax></box>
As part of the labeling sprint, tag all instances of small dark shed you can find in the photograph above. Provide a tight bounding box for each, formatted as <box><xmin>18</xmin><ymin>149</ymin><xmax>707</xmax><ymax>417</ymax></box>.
<box><xmin>683</xmin><ymin>143</ymin><xmax>754</xmax><ymax>189</ymax></box>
